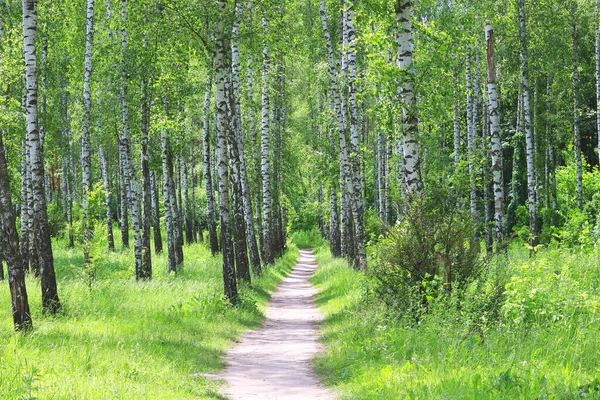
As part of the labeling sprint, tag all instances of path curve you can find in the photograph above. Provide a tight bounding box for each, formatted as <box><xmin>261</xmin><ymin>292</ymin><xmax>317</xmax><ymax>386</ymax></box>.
<box><xmin>219</xmin><ymin>249</ymin><xmax>334</xmax><ymax>400</ymax></box>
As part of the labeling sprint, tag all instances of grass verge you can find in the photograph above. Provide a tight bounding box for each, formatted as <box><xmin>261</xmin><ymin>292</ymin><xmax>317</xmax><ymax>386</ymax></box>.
<box><xmin>311</xmin><ymin>246</ymin><xmax>600</xmax><ymax>399</ymax></box>
<box><xmin>0</xmin><ymin>239</ymin><xmax>298</xmax><ymax>399</ymax></box>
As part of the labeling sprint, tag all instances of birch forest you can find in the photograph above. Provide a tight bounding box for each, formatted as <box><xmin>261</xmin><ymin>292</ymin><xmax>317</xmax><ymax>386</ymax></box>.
<box><xmin>2</xmin><ymin>0</ymin><xmax>600</xmax><ymax>398</ymax></box>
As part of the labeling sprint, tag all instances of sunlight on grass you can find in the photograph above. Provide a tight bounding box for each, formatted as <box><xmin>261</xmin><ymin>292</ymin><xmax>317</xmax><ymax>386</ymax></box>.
<box><xmin>312</xmin><ymin>246</ymin><xmax>600</xmax><ymax>399</ymax></box>
<box><xmin>0</xmin><ymin>237</ymin><xmax>298</xmax><ymax>399</ymax></box>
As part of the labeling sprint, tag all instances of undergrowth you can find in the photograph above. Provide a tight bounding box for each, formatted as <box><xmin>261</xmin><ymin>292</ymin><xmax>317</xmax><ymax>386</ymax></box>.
<box><xmin>0</xmin><ymin>235</ymin><xmax>298</xmax><ymax>399</ymax></box>
<box><xmin>312</xmin><ymin>244</ymin><xmax>600</xmax><ymax>399</ymax></box>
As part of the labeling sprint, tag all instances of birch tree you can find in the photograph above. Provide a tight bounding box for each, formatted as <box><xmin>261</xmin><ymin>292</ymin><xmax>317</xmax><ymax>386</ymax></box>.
<box><xmin>22</xmin><ymin>0</ymin><xmax>60</xmax><ymax>313</ymax></box>
<box><xmin>81</xmin><ymin>0</ymin><xmax>94</xmax><ymax>266</ymax></box>
<box><xmin>0</xmin><ymin>130</ymin><xmax>32</xmax><ymax>331</ymax></box>
<box><xmin>571</xmin><ymin>0</ymin><xmax>582</xmax><ymax>209</ymax></box>
<box><xmin>215</xmin><ymin>0</ymin><xmax>237</xmax><ymax>302</ymax></box>
<box><xmin>485</xmin><ymin>21</ymin><xmax>504</xmax><ymax>244</ymax></box>
<box><xmin>202</xmin><ymin>77</ymin><xmax>219</xmax><ymax>256</ymax></box>
<box><xmin>99</xmin><ymin>144</ymin><xmax>115</xmax><ymax>251</ymax></box>
<box><xmin>395</xmin><ymin>0</ymin><xmax>422</xmax><ymax>197</ymax></box>
<box><xmin>261</xmin><ymin>16</ymin><xmax>274</xmax><ymax>265</ymax></box>
<box><xmin>518</xmin><ymin>0</ymin><xmax>537</xmax><ymax>248</ymax></box>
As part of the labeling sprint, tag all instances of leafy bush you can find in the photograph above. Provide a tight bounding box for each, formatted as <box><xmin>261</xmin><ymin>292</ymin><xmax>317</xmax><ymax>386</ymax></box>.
<box><xmin>370</xmin><ymin>187</ymin><xmax>482</xmax><ymax>313</ymax></box>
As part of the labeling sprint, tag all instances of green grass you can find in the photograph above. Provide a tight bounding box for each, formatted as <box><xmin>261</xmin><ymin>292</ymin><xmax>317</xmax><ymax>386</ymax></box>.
<box><xmin>290</xmin><ymin>229</ymin><xmax>325</xmax><ymax>249</ymax></box>
<box><xmin>0</xmin><ymin>237</ymin><xmax>298</xmax><ymax>399</ymax></box>
<box><xmin>312</xmin><ymin>245</ymin><xmax>600</xmax><ymax>399</ymax></box>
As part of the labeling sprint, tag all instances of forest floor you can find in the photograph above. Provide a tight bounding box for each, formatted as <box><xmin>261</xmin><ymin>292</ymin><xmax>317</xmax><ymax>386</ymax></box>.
<box><xmin>218</xmin><ymin>249</ymin><xmax>335</xmax><ymax>400</ymax></box>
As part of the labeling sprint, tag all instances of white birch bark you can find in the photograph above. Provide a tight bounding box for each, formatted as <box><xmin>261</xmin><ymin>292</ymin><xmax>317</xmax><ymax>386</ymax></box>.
<box><xmin>99</xmin><ymin>143</ymin><xmax>115</xmax><ymax>252</ymax></box>
<box><xmin>22</xmin><ymin>0</ymin><xmax>60</xmax><ymax>313</ymax></box>
<box><xmin>466</xmin><ymin>46</ymin><xmax>477</xmax><ymax>222</ymax></box>
<box><xmin>215</xmin><ymin>0</ymin><xmax>238</xmax><ymax>302</ymax></box>
<box><xmin>119</xmin><ymin>0</ymin><xmax>143</xmax><ymax>277</ymax></box>
<box><xmin>202</xmin><ymin>77</ymin><xmax>219</xmax><ymax>255</ymax></box>
<box><xmin>81</xmin><ymin>0</ymin><xmax>94</xmax><ymax>266</ymax></box>
<box><xmin>261</xmin><ymin>17</ymin><xmax>274</xmax><ymax>264</ymax></box>
<box><xmin>518</xmin><ymin>0</ymin><xmax>537</xmax><ymax>248</ymax></box>
<box><xmin>396</xmin><ymin>0</ymin><xmax>422</xmax><ymax>197</ymax></box>
<box><xmin>343</xmin><ymin>0</ymin><xmax>366</xmax><ymax>271</ymax></box>
<box><xmin>485</xmin><ymin>22</ymin><xmax>505</xmax><ymax>244</ymax></box>
<box><xmin>232</xmin><ymin>2</ymin><xmax>261</xmax><ymax>274</ymax></box>
<box><xmin>140</xmin><ymin>75</ymin><xmax>152</xmax><ymax>279</ymax></box>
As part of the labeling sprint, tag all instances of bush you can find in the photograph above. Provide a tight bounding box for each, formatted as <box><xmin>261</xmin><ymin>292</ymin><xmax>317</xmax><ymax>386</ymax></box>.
<box><xmin>369</xmin><ymin>187</ymin><xmax>483</xmax><ymax>313</ymax></box>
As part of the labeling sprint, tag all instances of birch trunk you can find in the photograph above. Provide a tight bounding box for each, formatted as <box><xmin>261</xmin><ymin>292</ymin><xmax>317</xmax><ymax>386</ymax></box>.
<box><xmin>329</xmin><ymin>183</ymin><xmax>341</xmax><ymax>257</ymax></box>
<box><xmin>466</xmin><ymin>46</ymin><xmax>477</xmax><ymax>223</ymax></box>
<box><xmin>453</xmin><ymin>67</ymin><xmax>460</xmax><ymax>170</ymax></box>
<box><xmin>518</xmin><ymin>0</ymin><xmax>537</xmax><ymax>249</ymax></box>
<box><xmin>99</xmin><ymin>144</ymin><xmax>115</xmax><ymax>251</ymax></box>
<box><xmin>202</xmin><ymin>77</ymin><xmax>219</xmax><ymax>256</ymax></box>
<box><xmin>319</xmin><ymin>0</ymin><xmax>353</xmax><ymax>258</ymax></box>
<box><xmin>81</xmin><ymin>0</ymin><xmax>94</xmax><ymax>266</ymax></box>
<box><xmin>343</xmin><ymin>0</ymin><xmax>366</xmax><ymax>271</ymax></box>
<box><xmin>571</xmin><ymin>1</ymin><xmax>582</xmax><ymax>209</ymax></box>
<box><xmin>20</xmin><ymin>141</ymin><xmax>31</xmax><ymax>272</ymax></box>
<box><xmin>261</xmin><ymin>17</ymin><xmax>274</xmax><ymax>265</ymax></box>
<box><xmin>546</xmin><ymin>76</ymin><xmax>558</xmax><ymax>223</ymax></box>
<box><xmin>247</xmin><ymin>33</ymin><xmax>264</xmax><ymax>257</ymax></box>
<box><xmin>396</xmin><ymin>0</ymin><xmax>422</xmax><ymax>197</ymax></box>
<box><xmin>181</xmin><ymin>157</ymin><xmax>193</xmax><ymax>245</ymax></box>
<box><xmin>118</xmin><ymin>149</ymin><xmax>129</xmax><ymax>248</ymax></box>
<box><xmin>120</xmin><ymin>0</ymin><xmax>143</xmax><ymax>278</ymax></box>
<box><xmin>161</xmin><ymin>99</ymin><xmax>184</xmax><ymax>272</ymax></box>
<box><xmin>232</xmin><ymin>1</ymin><xmax>261</xmax><ymax>274</ymax></box>
<box><xmin>22</xmin><ymin>0</ymin><xmax>60</xmax><ymax>313</ymax></box>
<box><xmin>0</xmin><ymin>131</ymin><xmax>32</xmax><ymax>331</ymax></box>
<box><xmin>140</xmin><ymin>76</ymin><xmax>152</xmax><ymax>279</ymax></box>
<box><xmin>215</xmin><ymin>0</ymin><xmax>238</xmax><ymax>302</ymax></box>
<box><xmin>149</xmin><ymin>170</ymin><xmax>163</xmax><ymax>254</ymax></box>
<box><xmin>485</xmin><ymin>22</ymin><xmax>505</xmax><ymax>245</ymax></box>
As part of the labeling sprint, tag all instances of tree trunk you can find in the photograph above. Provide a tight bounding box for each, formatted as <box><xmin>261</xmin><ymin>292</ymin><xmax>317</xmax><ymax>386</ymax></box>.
<box><xmin>485</xmin><ymin>22</ymin><xmax>505</xmax><ymax>245</ymax></box>
<box><xmin>546</xmin><ymin>75</ymin><xmax>558</xmax><ymax>223</ymax></box>
<box><xmin>396</xmin><ymin>0</ymin><xmax>422</xmax><ymax>198</ymax></box>
<box><xmin>329</xmin><ymin>183</ymin><xmax>341</xmax><ymax>257</ymax></box>
<box><xmin>518</xmin><ymin>0</ymin><xmax>537</xmax><ymax>249</ymax></box>
<box><xmin>161</xmin><ymin>99</ymin><xmax>184</xmax><ymax>272</ymax></box>
<box><xmin>202</xmin><ymin>77</ymin><xmax>219</xmax><ymax>256</ymax></box>
<box><xmin>571</xmin><ymin>1</ymin><xmax>582</xmax><ymax>209</ymax></box>
<box><xmin>99</xmin><ymin>144</ymin><xmax>115</xmax><ymax>251</ymax></box>
<box><xmin>149</xmin><ymin>170</ymin><xmax>163</xmax><ymax>254</ymax></box>
<box><xmin>261</xmin><ymin>17</ymin><xmax>274</xmax><ymax>265</ymax></box>
<box><xmin>232</xmin><ymin>1</ymin><xmax>261</xmax><ymax>275</ymax></box>
<box><xmin>120</xmin><ymin>0</ymin><xmax>143</xmax><ymax>278</ymax></box>
<box><xmin>81</xmin><ymin>0</ymin><xmax>94</xmax><ymax>267</ymax></box>
<box><xmin>139</xmin><ymin>76</ymin><xmax>152</xmax><ymax>280</ymax></box>
<box><xmin>22</xmin><ymin>0</ymin><xmax>60</xmax><ymax>314</ymax></box>
<box><xmin>0</xmin><ymin>131</ymin><xmax>32</xmax><ymax>331</ymax></box>
<box><xmin>215</xmin><ymin>0</ymin><xmax>238</xmax><ymax>302</ymax></box>
<box><xmin>343</xmin><ymin>0</ymin><xmax>366</xmax><ymax>271</ymax></box>
<box><xmin>19</xmin><ymin>141</ymin><xmax>31</xmax><ymax>273</ymax></box>
<box><xmin>118</xmin><ymin>149</ymin><xmax>129</xmax><ymax>248</ymax></box>
<box><xmin>181</xmin><ymin>156</ymin><xmax>193</xmax><ymax>245</ymax></box>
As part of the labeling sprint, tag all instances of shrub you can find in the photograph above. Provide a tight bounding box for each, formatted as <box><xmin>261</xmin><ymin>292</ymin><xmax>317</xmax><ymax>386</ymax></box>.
<box><xmin>369</xmin><ymin>187</ymin><xmax>483</xmax><ymax>313</ymax></box>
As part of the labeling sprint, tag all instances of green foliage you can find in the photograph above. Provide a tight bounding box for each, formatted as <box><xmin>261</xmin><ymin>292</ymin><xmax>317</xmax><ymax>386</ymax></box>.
<box><xmin>369</xmin><ymin>188</ymin><xmax>482</xmax><ymax>312</ymax></box>
<box><xmin>0</xmin><ymin>238</ymin><xmax>298</xmax><ymax>399</ymax></box>
<box><xmin>312</xmin><ymin>245</ymin><xmax>600</xmax><ymax>399</ymax></box>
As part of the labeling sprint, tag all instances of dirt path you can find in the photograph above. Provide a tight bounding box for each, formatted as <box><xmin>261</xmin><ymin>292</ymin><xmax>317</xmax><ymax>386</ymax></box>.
<box><xmin>219</xmin><ymin>249</ymin><xmax>335</xmax><ymax>400</ymax></box>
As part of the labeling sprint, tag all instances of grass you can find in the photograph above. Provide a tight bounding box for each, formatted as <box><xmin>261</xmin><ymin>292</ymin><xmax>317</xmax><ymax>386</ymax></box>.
<box><xmin>290</xmin><ymin>229</ymin><xmax>326</xmax><ymax>249</ymax></box>
<box><xmin>0</xmin><ymin>235</ymin><xmax>298</xmax><ymax>399</ymax></box>
<box><xmin>311</xmin><ymin>245</ymin><xmax>600</xmax><ymax>399</ymax></box>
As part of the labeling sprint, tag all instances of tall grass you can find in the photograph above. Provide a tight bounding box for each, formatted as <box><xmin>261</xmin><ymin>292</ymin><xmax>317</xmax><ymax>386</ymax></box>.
<box><xmin>290</xmin><ymin>229</ymin><xmax>325</xmax><ymax>249</ymax></box>
<box><xmin>312</xmin><ymin>245</ymin><xmax>600</xmax><ymax>399</ymax></box>
<box><xmin>0</xmin><ymin>237</ymin><xmax>298</xmax><ymax>399</ymax></box>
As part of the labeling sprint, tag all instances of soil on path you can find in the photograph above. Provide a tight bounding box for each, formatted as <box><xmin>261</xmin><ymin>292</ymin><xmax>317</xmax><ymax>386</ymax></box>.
<box><xmin>219</xmin><ymin>249</ymin><xmax>335</xmax><ymax>400</ymax></box>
